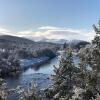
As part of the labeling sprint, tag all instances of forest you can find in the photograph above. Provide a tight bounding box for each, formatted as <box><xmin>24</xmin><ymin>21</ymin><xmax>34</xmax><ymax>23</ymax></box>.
<box><xmin>0</xmin><ymin>22</ymin><xmax>100</xmax><ymax>100</ymax></box>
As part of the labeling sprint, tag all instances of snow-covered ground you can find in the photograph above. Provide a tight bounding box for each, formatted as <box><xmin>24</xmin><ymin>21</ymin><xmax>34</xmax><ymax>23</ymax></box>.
<box><xmin>19</xmin><ymin>56</ymin><xmax>49</xmax><ymax>69</ymax></box>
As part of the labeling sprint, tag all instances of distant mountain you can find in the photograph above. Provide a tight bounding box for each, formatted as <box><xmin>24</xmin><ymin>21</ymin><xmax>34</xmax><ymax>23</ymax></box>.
<box><xmin>39</xmin><ymin>38</ymin><xmax>90</xmax><ymax>49</ymax></box>
<box><xmin>69</xmin><ymin>39</ymin><xmax>90</xmax><ymax>46</ymax></box>
<box><xmin>39</xmin><ymin>38</ymin><xmax>90</xmax><ymax>45</ymax></box>
<box><xmin>0</xmin><ymin>35</ymin><xmax>89</xmax><ymax>51</ymax></box>
<box><xmin>69</xmin><ymin>40</ymin><xmax>90</xmax><ymax>49</ymax></box>
<box><xmin>39</xmin><ymin>39</ymin><xmax>68</xmax><ymax>44</ymax></box>
<box><xmin>0</xmin><ymin>35</ymin><xmax>60</xmax><ymax>52</ymax></box>
<box><xmin>0</xmin><ymin>35</ymin><xmax>35</xmax><ymax>44</ymax></box>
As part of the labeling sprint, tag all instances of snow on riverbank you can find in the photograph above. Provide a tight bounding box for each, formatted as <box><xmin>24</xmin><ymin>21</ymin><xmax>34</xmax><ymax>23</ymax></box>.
<box><xmin>19</xmin><ymin>56</ymin><xmax>49</xmax><ymax>69</ymax></box>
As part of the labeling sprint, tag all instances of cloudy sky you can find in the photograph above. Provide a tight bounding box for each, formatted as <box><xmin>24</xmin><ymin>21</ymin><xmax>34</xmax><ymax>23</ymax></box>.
<box><xmin>0</xmin><ymin>0</ymin><xmax>100</xmax><ymax>41</ymax></box>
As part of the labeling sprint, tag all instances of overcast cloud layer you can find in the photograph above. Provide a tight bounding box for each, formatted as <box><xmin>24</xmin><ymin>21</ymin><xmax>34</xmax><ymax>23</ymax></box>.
<box><xmin>0</xmin><ymin>26</ymin><xmax>95</xmax><ymax>42</ymax></box>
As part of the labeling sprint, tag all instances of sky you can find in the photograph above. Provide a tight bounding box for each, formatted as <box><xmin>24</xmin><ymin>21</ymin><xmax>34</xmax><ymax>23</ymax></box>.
<box><xmin>0</xmin><ymin>0</ymin><xmax>100</xmax><ymax>41</ymax></box>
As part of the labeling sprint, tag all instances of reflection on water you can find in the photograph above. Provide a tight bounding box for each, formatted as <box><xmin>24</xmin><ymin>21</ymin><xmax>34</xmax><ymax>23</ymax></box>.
<box><xmin>4</xmin><ymin>56</ymin><xmax>59</xmax><ymax>89</ymax></box>
<box><xmin>4</xmin><ymin>55</ymin><xmax>80</xmax><ymax>89</ymax></box>
<box><xmin>23</xmin><ymin>56</ymin><xmax>59</xmax><ymax>75</ymax></box>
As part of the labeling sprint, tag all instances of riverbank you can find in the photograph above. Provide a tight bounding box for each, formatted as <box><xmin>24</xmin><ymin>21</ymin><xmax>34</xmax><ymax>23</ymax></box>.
<box><xmin>20</xmin><ymin>56</ymin><xmax>50</xmax><ymax>70</ymax></box>
<box><xmin>3</xmin><ymin>52</ymin><xmax>80</xmax><ymax>100</ymax></box>
<box><xmin>4</xmin><ymin>56</ymin><xmax>59</xmax><ymax>100</ymax></box>
<box><xmin>0</xmin><ymin>46</ymin><xmax>57</xmax><ymax>77</ymax></box>
<box><xmin>5</xmin><ymin>73</ymin><xmax>52</xmax><ymax>100</ymax></box>
<box><xmin>0</xmin><ymin>56</ymin><xmax>54</xmax><ymax>77</ymax></box>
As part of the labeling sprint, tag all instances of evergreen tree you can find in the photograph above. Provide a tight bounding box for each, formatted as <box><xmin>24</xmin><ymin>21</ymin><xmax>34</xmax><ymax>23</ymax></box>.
<box><xmin>45</xmin><ymin>47</ymin><xmax>76</xmax><ymax>100</ymax></box>
<box><xmin>63</xmin><ymin>42</ymin><xmax>67</xmax><ymax>50</ymax></box>
<box><xmin>78</xmin><ymin>20</ymin><xmax>100</xmax><ymax>100</ymax></box>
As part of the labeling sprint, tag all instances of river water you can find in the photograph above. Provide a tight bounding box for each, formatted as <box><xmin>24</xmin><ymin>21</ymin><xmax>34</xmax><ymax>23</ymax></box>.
<box><xmin>4</xmin><ymin>56</ymin><xmax>60</xmax><ymax>90</ymax></box>
<box><xmin>4</xmin><ymin>54</ymin><xmax>79</xmax><ymax>91</ymax></box>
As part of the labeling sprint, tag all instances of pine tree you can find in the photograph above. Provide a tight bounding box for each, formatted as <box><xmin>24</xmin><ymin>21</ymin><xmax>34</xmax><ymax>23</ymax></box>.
<box><xmin>78</xmin><ymin>20</ymin><xmax>100</xmax><ymax>100</ymax></box>
<box><xmin>63</xmin><ymin>42</ymin><xmax>67</xmax><ymax>50</ymax></box>
<box><xmin>47</xmin><ymin>47</ymin><xmax>76</xmax><ymax>99</ymax></box>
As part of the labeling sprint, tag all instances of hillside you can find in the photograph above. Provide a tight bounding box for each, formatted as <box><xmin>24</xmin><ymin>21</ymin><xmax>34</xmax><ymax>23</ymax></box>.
<box><xmin>39</xmin><ymin>38</ymin><xmax>90</xmax><ymax>49</ymax></box>
<box><xmin>0</xmin><ymin>35</ymin><xmax>35</xmax><ymax>44</ymax></box>
<box><xmin>0</xmin><ymin>35</ymin><xmax>60</xmax><ymax>52</ymax></box>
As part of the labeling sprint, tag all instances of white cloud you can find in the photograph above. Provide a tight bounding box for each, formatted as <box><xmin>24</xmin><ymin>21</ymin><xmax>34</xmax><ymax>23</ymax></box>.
<box><xmin>0</xmin><ymin>26</ymin><xmax>96</xmax><ymax>42</ymax></box>
<box><xmin>37</xmin><ymin>27</ymin><xmax>95</xmax><ymax>41</ymax></box>
<box><xmin>38</xmin><ymin>26</ymin><xmax>62</xmax><ymax>30</ymax></box>
<box><xmin>0</xmin><ymin>27</ymin><xmax>17</xmax><ymax>36</ymax></box>
<box><xmin>45</xmin><ymin>29</ymin><xmax>95</xmax><ymax>41</ymax></box>
<box><xmin>0</xmin><ymin>27</ymin><xmax>11</xmax><ymax>35</ymax></box>
<box><xmin>16</xmin><ymin>30</ymin><xmax>33</xmax><ymax>37</ymax></box>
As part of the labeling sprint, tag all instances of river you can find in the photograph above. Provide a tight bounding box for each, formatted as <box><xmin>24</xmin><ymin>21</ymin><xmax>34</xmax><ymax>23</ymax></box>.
<box><xmin>4</xmin><ymin>53</ymin><xmax>80</xmax><ymax>91</ymax></box>
<box><xmin>4</xmin><ymin>56</ymin><xmax>60</xmax><ymax>90</ymax></box>
<box><xmin>3</xmin><ymin>53</ymin><xmax>80</xmax><ymax>100</ymax></box>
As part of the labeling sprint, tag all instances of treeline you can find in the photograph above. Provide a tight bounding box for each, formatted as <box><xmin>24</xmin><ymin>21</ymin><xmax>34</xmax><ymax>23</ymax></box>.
<box><xmin>0</xmin><ymin>48</ymin><xmax>57</xmax><ymax>76</ymax></box>
<box><xmin>34</xmin><ymin>48</ymin><xmax>56</xmax><ymax>59</ymax></box>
